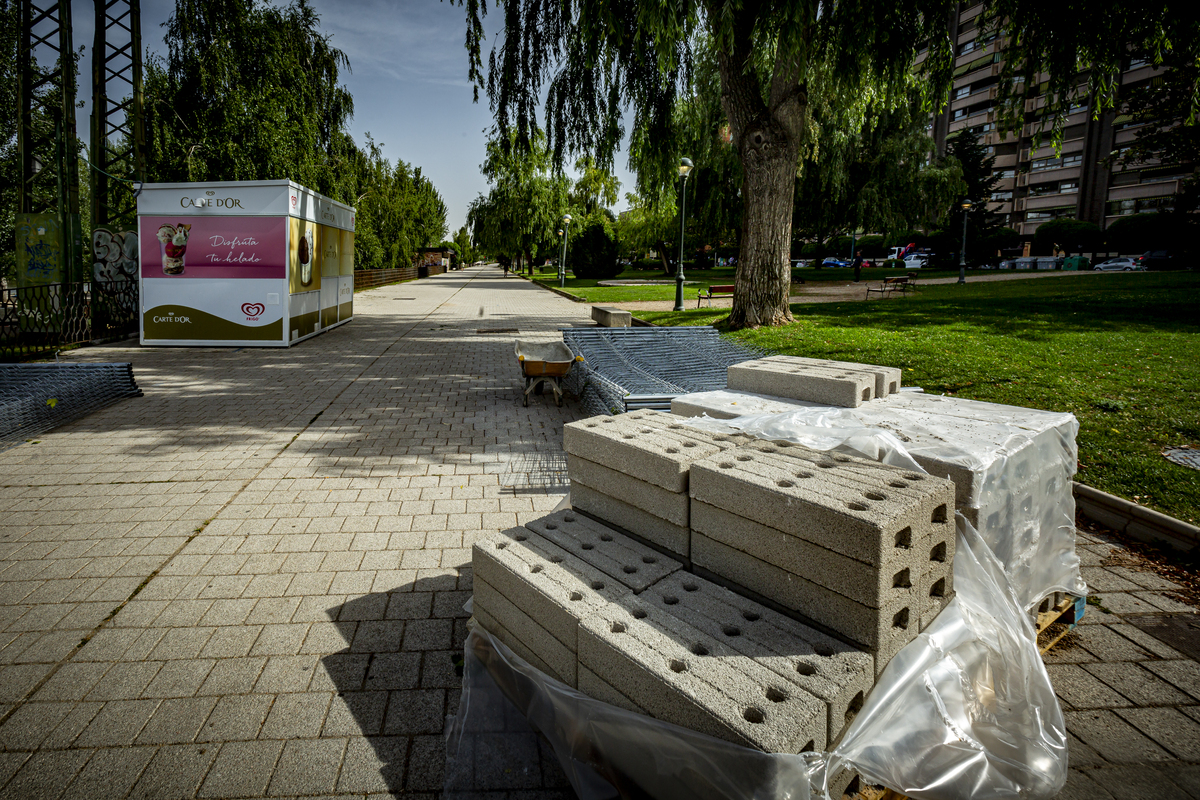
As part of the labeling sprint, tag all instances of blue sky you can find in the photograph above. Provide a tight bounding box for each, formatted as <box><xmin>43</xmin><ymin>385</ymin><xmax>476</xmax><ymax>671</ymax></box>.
<box><xmin>72</xmin><ymin>0</ymin><xmax>637</xmax><ymax>233</ymax></box>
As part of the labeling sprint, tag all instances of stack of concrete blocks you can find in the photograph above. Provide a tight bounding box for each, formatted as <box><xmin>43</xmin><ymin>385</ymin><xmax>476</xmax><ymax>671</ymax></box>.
<box><xmin>563</xmin><ymin>409</ymin><xmax>750</xmax><ymax>562</ymax></box>
<box><xmin>689</xmin><ymin>440</ymin><xmax>956</xmax><ymax>670</ymax></box>
<box><xmin>727</xmin><ymin>356</ymin><xmax>903</xmax><ymax>408</ymax></box>
<box><xmin>668</xmin><ymin>387</ymin><xmax>1080</xmax><ymax>609</ymax></box>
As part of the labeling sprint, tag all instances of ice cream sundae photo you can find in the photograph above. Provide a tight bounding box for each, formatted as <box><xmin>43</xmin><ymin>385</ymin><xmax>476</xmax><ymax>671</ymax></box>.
<box><xmin>298</xmin><ymin>227</ymin><xmax>314</xmax><ymax>286</ymax></box>
<box><xmin>156</xmin><ymin>223</ymin><xmax>192</xmax><ymax>275</ymax></box>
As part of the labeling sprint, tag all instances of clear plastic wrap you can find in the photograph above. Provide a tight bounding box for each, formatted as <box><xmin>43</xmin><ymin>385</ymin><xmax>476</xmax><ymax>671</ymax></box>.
<box><xmin>448</xmin><ymin>397</ymin><xmax>1079</xmax><ymax>800</ymax></box>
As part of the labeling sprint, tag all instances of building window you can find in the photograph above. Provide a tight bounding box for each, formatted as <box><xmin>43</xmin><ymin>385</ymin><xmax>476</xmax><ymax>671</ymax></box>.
<box><xmin>1059</xmin><ymin>181</ymin><xmax>1079</xmax><ymax>193</ymax></box>
<box><xmin>994</xmin><ymin>169</ymin><xmax>1016</xmax><ymax>179</ymax></box>
<box><xmin>958</xmin><ymin>40</ymin><xmax>977</xmax><ymax>56</ymax></box>
<box><xmin>1106</xmin><ymin>195</ymin><xmax>1174</xmax><ymax>216</ymax></box>
<box><xmin>1031</xmin><ymin>157</ymin><xmax>1059</xmax><ymax>172</ymax></box>
<box><xmin>953</xmin><ymin>108</ymin><xmax>968</xmax><ymax>120</ymax></box>
<box><xmin>1026</xmin><ymin>207</ymin><xmax>1074</xmax><ymax>221</ymax></box>
<box><xmin>955</xmin><ymin>86</ymin><xmax>972</xmax><ymax>100</ymax></box>
<box><xmin>990</xmin><ymin>191</ymin><xmax>1013</xmax><ymax>201</ymax></box>
<box><xmin>1062</xmin><ymin>154</ymin><xmax>1082</xmax><ymax>168</ymax></box>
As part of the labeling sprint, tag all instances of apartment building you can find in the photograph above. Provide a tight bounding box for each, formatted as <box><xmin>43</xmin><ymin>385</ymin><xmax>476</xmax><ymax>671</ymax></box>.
<box><xmin>924</xmin><ymin>3</ymin><xmax>1189</xmax><ymax>238</ymax></box>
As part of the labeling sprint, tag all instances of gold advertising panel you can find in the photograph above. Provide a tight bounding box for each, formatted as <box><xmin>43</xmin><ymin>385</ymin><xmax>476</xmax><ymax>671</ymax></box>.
<box><xmin>340</xmin><ymin>229</ymin><xmax>355</xmax><ymax>275</ymax></box>
<box><xmin>288</xmin><ymin>217</ymin><xmax>321</xmax><ymax>294</ymax></box>
<box><xmin>319</xmin><ymin>224</ymin><xmax>340</xmax><ymax>277</ymax></box>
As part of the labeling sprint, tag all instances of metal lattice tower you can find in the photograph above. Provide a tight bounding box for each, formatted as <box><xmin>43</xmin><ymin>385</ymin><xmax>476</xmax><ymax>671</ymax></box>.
<box><xmin>91</xmin><ymin>0</ymin><xmax>145</xmax><ymax>233</ymax></box>
<box><xmin>16</xmin><ymin>0</ymin><xmax>83</xmax><ymax>281</ymax></box>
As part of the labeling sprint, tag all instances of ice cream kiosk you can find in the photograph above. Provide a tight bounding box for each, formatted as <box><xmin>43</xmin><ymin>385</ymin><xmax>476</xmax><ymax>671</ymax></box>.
<box><xmin>137</xmin><ymin>179</ymin><xmax>355</xmax><ymax>346</ymax></box>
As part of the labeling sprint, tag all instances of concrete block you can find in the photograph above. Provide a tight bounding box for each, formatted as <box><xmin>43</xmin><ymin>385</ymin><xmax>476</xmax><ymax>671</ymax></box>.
<box><xmin>570</xmin><ymin>481</ymin><xmax>690</xmax><ymax>560</ymax></box>
<box><xmin>645</xmin><ymin>571</ymin><xmax>874</xmax><ymax>742</ymax></box>
<box><xmin>671</xmin><ymin>389</ymin><xmax>823</xmax><ymax>420</ymax></box>
<box><xmin>473</xmin><ymin>574</ymin><xmax>577</xmax><ymax>686</ymax></box>
<box><xmin>566</xmin><ymin>455</ymin><xmax>690</xmax><ymax>527</ymax></box>
<box><xmin>691</xmin><ymin>500</ymin><xmax>925</xmax><ymax>608</ymax></box>
<box><xmin>563</xmin><ymin>410</ymin><xmax>747</xmax><ymax>492</ymax></box>
<box><xmin>691</xmin><ymin>533</ymin><xmax>916</xmax><ymax>674</ymax></box>
<box><xmin>523</xmin><ymin>509</ymin><xmax>682</xmax><ymax>593</ymax></box>
<box><xmin>591</xmin><ymin>306</ymin><xmax>632</xmax><ymax>327</ymax></box>
<box><xmin>578</xmin><ymin>597</ymin><xmax>827</xmax><ymax>753</ymax></box>
<box><xmin>757</xmin><ymin>356</ymin><xmax>901</xmax><ymax>398</ymax></box>
<box><xmin>471</xmin><ymin>528</ymin><xmax>629</xmax><ymax>652</ymax></box>
<box><xmin>690</xmin><ymin>443</ymin><xmax>955</xmax><ymax>566</ymax></box>
<box><xmin>727</xmin><ymin>359</ymin><xmax>876</xmax><ymax>407</ymax></box>
<box><xmin>577</xmin><ymin>665</ymin><xmax>646</xmax><ymax>714</ymax></box>
<box><xmin>473</xmin><ymin>609</ymin><xmax>566</xmax><ymax>685</ymax></box>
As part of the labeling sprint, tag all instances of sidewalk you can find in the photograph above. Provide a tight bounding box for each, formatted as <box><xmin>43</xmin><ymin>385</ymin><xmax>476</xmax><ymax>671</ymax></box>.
<box><xmin>0</xmin><ymin>265</ymin><xmax>1197</xmax><ymax>799</ymax></box>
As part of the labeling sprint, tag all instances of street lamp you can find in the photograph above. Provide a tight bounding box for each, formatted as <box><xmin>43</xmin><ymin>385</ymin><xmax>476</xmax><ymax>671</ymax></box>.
<box><xmin>560</xmin><ymin>215</ymin><xmax>571</xmax><ymax>288</ymax></box>
<box><xmin>674</xmin><ymin>157</ymin><xmax>693</xmax><ymax>311</ymax></box>
<box><xmin>958</xmin><ymin>199</ymin><xmax>973</xmax><ymax>285</ymax></box>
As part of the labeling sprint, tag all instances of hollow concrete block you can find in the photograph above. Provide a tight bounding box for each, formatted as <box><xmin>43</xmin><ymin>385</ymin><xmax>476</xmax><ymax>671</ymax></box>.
<box><xmin>570</xmin><ymin>481</ymin><xmax>690</xmax><ymax>560</ymax></box>
<box><xmin>523</xmin><ymin>509</ymin><xmax>682</xmax><ymax>593</ymax></box>
<box><xmin>474</xmin><ymin>574</ymin><xmax>577</xmax><ymax>686</ymax></box>
<box><xmin>578</xmin><ymin>665</ymin><xmax>647</xmax><ymax>714</ymax></box>
<box><xmin>727</xmin><ymin>360</ymin><xmax>877</xmax><ymax>408</ymax></box>
<box><xmin>566</xmin><ymin>455</ymin><xmax>690</xmax><ymax>527</ymax></box>
<box><xmin>473</xmin><ymin>608</ymin><xmax>567</xmax><ymax>685</ymax></box>
<box><xmin>756</xmin><ymin>356</ymin><xmax>901</xmax><ymax>398</ymax></box>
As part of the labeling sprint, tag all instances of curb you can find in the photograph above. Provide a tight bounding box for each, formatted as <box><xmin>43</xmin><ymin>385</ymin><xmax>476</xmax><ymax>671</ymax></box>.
<box><xmin>1074</xmin><ymin>481</ymin><xmax>1199</xmax><ymax>552</ymax></box>
<box><xmin>514</xmin><ymin>272</ymin><xmax>658</xmax><ymax>327</ymax></box>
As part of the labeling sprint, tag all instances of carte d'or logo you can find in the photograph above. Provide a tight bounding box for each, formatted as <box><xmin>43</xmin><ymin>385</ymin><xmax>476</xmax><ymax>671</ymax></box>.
<box><xmin>242</xmin><ymin>303</ymin><xmax>265</xmax><ymax>320</ymax></box>
<box><xmin>153</xmin><ymin>310</ymin><xmax>191</xmax><ymax>324</ymax></box>
<box><xmin>181</xmin><ymin>195</ymin><xmax>244</xmax><ymax>209</ymax></box>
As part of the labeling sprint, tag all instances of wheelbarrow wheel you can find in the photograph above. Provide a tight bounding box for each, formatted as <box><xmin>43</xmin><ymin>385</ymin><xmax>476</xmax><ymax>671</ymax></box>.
<box><xmin>523</xmin><ymin>393</ymin><xmax>529</xmax><ymax>407</ymax></box>
<box><xmin>555</xmin><ymin>392</ymin><xmax>563</xmax><ymax>407</ymax></box>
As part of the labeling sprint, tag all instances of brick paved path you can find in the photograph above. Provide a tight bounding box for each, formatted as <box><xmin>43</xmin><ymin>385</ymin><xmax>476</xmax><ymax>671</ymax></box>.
<box><xmin>0</xmin><ymin>265</ymin><xmax>1197</xmax><ymax>799</ymax></box>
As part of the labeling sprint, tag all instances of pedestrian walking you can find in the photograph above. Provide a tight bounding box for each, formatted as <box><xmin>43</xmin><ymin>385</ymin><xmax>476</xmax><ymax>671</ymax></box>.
<box><xmin>852</xmin><ymin>250</ymin><xmax>864</xmax><ymax>283</ymax></box>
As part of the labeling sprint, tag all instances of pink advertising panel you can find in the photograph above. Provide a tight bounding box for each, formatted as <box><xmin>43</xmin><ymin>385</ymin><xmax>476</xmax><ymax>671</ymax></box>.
<box><xmin>140</xmin><ymin>216</ymin><xmax>287</xmax><ymax>279</ymax></box>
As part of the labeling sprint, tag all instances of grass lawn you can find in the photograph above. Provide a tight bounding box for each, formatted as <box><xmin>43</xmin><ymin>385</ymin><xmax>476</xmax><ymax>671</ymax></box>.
<box><xmin>636</xmin><ymin>272</ymin><xmax>1200</xmax><ymax>525</ymax></box>
<box><xmin>532</xmin><ymin>265</ymin><xmax>975</xmax><ymax>303</ymax></box>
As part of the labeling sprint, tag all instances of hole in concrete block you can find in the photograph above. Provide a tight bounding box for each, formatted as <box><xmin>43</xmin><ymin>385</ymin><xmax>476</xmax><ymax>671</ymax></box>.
<box><xmin>665</xmin><ymin>447</ymin><xmax>680</xmax><ymax>454</ymax></box>
<box><xmin>903</xmin><ymin>473</ymin><xmax>924</xmax><ymax>481</ymax></box>
<box><xmin>581</xmin><ymin>543</ymin><xmax>594</xmax><ymax>550</ymax></box>
<box><xmin>642</xmin><ymin>555</ymin><xmax>657</xmax><ymax>564</ymax></box>
<box><xmin>631</xmin><ymin>609</ymin><xmax>647</xmax><ymax>619</ymax></box>
<box><xmin>889</xmin><ymin>382</ymin><xmax>898</xmax><ymax>393</ymax></box>
<box><xmin>514</xmin><ymin>534</ymin><xmax>527</xmax><ymax>541</ymax></box>
<box><xmin>818</xmin><ymin>462</ymin><xmax>835</xmax><ymax>469</ymax></box>
<box><xmin>611</xmin><ymin>621</ymin><xmax>627</xmax><ymax>633</ymax></box>
<box><xmin>669</xmin><ymin>659</ymin><xmax>687</xmax><ymax>673</ymax></box>
<box><xmin>846</xmin><ymin>501</ymin><xmax>869</xmax><ymax>511</ymax></box>
<box><xmin>600</xmin><ymin>533</ymin><xmax>613</xmax><ymax>541</ymax></box>
<box><xmin>931</xmin><ymin>504</ymin><xmax>948</xmax><ymax>523</ymax></box>
<box><xmin>834</xmin><ymin>455</ymin><xmax>851</xmax><ymax>463</ymax></box>
<box><xmin>846</xmin><ymin>691</ymin><xmax>865</xmax><ymax>726</ymax></box>
<box><xmin>719</xmin><ymin>462</ymin><xmax>734</xmax><ymax>469</ymax></box>
<box><xmin>777</xmin><ymin>441</ymin><xmax>792</xmax><ymax>448</ymax></box>
<box><xmin>796</xmin><ymin>661</ymin><xmax>817</xmax><ymax>676</ymax></box>
<box><xmin>668</xmin><ymin>424</ymin><xmax>683</xmax><ymax>430</ymax></box>
<box><xmin>796</xmin><ymin>471</ymin><xmax>813</xmax><ymax>479</ymax></box>
<box><xmin>662</xmin><ymin>595</ymin><xmax>679</xmax><ymax>605</ymax></box>
<box><xmin>742</xmin><ymin>610</ymin><xmax>760</xmax><ymax>622</ymax></box>
<box><xmin>892</xmin><ymin>608</ymin><xmax>911</xmax><ymax>629</ymax></box>
<box><xmin>691</xmin><ymin>643</ymin><xmax>709</xmax><ymax>656</ymax></box>
<box><xmin>569</xmin><ymin>592</ymin><xmax>583</xmax><ymax>601</ymax></box>
<box><xmin>683</xmin><ymin>442</ymin><xmax>697</xmax><ymax>448</ymax></box>
<box><xmin>591</xmin><ymin>581</ymin><xmax>605</xmax><ymax>590</ymax></box>
<box><xmin>1038</xmin><ymin>597</ymin><xmax>1050</xmax><ymax>613</ymax></box>
<box><xmin>895</xmin><ymin>527</ymin><xmax>912</xmax><ymax>549</ymax></box>
<box><xmin>530</xmin><ymin>565</ymin><xmax>543</xmax><ymax>573</ymax></box>
<box><xmin>564</xmin><ymin>514</ymin><xmax>575</xmax><ymax>522</ymax></box>
<box><xmin>814</xmin><ymin>643</ymin><xmax>835</xmax><ymax>657</ymax></box>
<box><xmin>930</xmin><ymin>578</ymin><xmax>946</xmax><ymax>598</ymax></box>
<box><xmin>639</xmin><ymin>428</ymin><xmax>653</xmax><ymax>434</ymax></box>
<box><xmin>544</xmin><ymin>523</ymin><xmax>557</xmax><ymax>530</ymax></box>
<box><xmin>892</xmin><ymin>568</ymin><xmax>911</xmax><ymax>588</ymax></box>
<box><xmin>622</xmin><ymin>434</ymin><xmax>635</xmax><ymax>440</ymax></box>
<box><xmin>601</xmin><ymin>418</ymin><xmax>615</xmax><ymax>423</ymax></box>
<box><xmin>864</xmin><ymin>491</ymin><xmax>887</xmax><ymax>501</ymax></box>
<box><xmin>682</xmin><ymin>581</ymin><xmax>698</xmax><ymax>592</ymax></box>
<box><xmin>930</xmin><ymin>542</ymin><xmax>947</xmax><ymax>562</ymax></box>
<box><xmin>862</xmin><ymin>388</ymin><xmax>871</xmax><ymax>401</ymax></box>
<box><xmin>623</xmin><ymin>565</ymin><xmax>638</xmax><ymax>574</ymax></box>
<box><xmin>722</xmin><ymin>625</ymin><xmax>741</xmax><ymax>637</ymax></box>
<box><xmin>736</xmin><ymin>455</ymin><xmax>752</xmax><ymax>462</ymax></box>
<box><xmin>762</xmin><ymin>446</ymin><xmax>778</xmax><ymax>453</ymax></box>
<box><xmin>549</xmin><ymin>555</ymin><xmax>563</xmax><ymax>563</ymax></box>
<box><xmin>801</xmin><ymin>740</ymin><xmax>815</xmax><ymax>752</ymax></box>
<box><xmin>743</xmin><ymin>707</ymin><xmax>765</xmax><ymax>724</ymax></box>
<box><xmin>889</xmin><ymin>480</ymin><xmax>908</xmax><ymax>488</ymax></box>
<box><xmin>766</xmin><ymin>687</ymin><xmax>789</xmax><ymax>703</ymax></box>
<box><xmin>495</xmin><ymin>542</ymin><xmax>508</xmax><ymax>549</ymax></box>
<box><xmin>585</xmin><ymin>423</ymin><xmax>598</xmax><ymax>427</ymax></box>
<box><xmin>777</xmin><ymin>480</ymin><xmax>795</xmax><ymax>488</ymax></box>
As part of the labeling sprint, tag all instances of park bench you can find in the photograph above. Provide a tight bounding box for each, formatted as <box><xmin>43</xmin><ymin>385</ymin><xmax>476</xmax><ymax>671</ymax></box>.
<box><xmin>866</xmin><ymin>276</ymin><xmax>913</xmax><ymax>299</ymax></box>
<box><xmin>698</xmin><ymin>284</ymin><xmax>736</xmax><ymax>307</ymax></box>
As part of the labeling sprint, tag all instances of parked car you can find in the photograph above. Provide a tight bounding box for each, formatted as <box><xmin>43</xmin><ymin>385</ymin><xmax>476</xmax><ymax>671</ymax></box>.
<box><xmin>1136</xmin><ymin>250</ymin><xmax>1179</xmax><ymax>270</ymax></box>
<box><xmin>1093</xmin><ymin>257</ymin><xmax>1144</xmax><ymax>271</ymax></box>
<box><xmin>819</xmin><ymin>257</ymin><xmax>849</xmax><ymax>268</ymax></box>
<box><xmin>902</xmin><ymin>254</ymin><xmax>928</xmax><ymax>269</ymax></box>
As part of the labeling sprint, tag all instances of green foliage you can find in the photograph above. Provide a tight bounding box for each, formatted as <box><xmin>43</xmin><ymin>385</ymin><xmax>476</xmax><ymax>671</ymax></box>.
<box><xmin>799</xmin><ymin>242</ymin><xmax>825</xmax><ymax>258</ymax></box>
<box><xmin>569</xmin><ymin>222</ymin><xmax>621</xmax><ymax>280</ymax></box>
<box><xmin>978</xmin><ymin>226</ymin><xmax>1022</xmax><ymax>257</ymax></box>
<box><xmin>1105</xmin><ymin>213</ymin><xmax>1175</xmax><ymax>254</ymax></box>
<box><xmin>0</xmin><ymin>0</ymin><xmax>18</xmax><ymax>281</ymax></box>
<box><xmin>945</xmin><ymin>128</ymin><xmax>1003</xmax><ymax>260</ymax></box>
<box><xmin>1033</xmin><ymin>219</ymin><xmax>1102</xmax><ymax>254</ymax></box>
<box><xmin>145</xmin><ymin>0</ymin><xmax>446</xmax><ymax>270</ymax></box>
<box><xmin>856</xmin><ymin>235</ymin><xmax>886</xmax><ymax>257</ymax></box>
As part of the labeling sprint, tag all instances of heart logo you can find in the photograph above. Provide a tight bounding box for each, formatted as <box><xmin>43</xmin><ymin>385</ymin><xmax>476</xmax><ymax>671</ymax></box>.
<box><xmin>242</xmin><ymin>303</ymin><xmax>265</xmax><ymax>317</ymax></box>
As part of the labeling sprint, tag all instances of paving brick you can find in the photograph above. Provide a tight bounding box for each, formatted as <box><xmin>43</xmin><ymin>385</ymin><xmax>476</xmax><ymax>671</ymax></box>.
<box><xmin>1115</xmin><ymin>706</ymin><xmax>1200</xmax><ymax>760</ymax></box>
<box><xmin>0</xmin><ymin>749</ymin><xmax>93</xmax><ymax>800</ymax></box>
<box><xmin>383</xmin><ymin>688</ymin><xmax>447</xmax><ymax>735</ymax></box>
<box><xmin>1048</xmin><ymin>664</ymin><xmax>1134</xmax><ymax>709</ymax></box>
<box><xmin>569</xmin><ymin>482</ymin><xmax>690</xmax><ymax>559</ymax></box>
<box><xmin>74</xmin><ymin>698</ymin><xmax>160</xmax><ymax>747</ymax></box>
<box><xmin>727</xmin><ymin>359</ymin><xmax>877</xmax><ymax>407</ymax></box>
<box><xmin>1084</xmin><ymin>661</ymin><xmax>1195</xmax><ymax>708</ymax></box>
<box><xmin>259</xmin><ymin>691</ymin><xmax>332</xmax><ymax>739</ymax></box>
<box><xmin>197</xmin><ymin>693</ymin><xmax>273</xmax><ymax>741</ymax></box>
<box><xmin>267</xmin><ymin>737</ymin><xmax>346</xmax><ymax>796</ymax></box>
<box><xmin>1065</xmin><ymin>709</ymin><xmax>1174</xmax><ymax>764</ymax></box>
<box><xmin>128</xmin><ymin>744</ymin><xmax>219</xmax><ymax>800</ymax></box>
<box><xmin>136</xmin><ymin>695</ymin><xmax>219</xmax><ymax>744</ymax></box>
<box><xmin>197</xmin><ymin>739</ymin><xmax>283</xmax><ymax>798</ymax></box>
<box><xmin>60</xmin><ymin>746</ymin><xmax>156</xmax><ymax>800</ymax></box>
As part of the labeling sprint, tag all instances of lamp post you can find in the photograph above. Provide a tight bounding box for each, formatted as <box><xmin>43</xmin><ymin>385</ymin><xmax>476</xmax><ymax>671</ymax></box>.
<box><xmin>958</xmin><ymin>199</ymin><xmax>973</xmax><ymax>285</ymax></box>
<box><xmin>560</xmin><ymin>214</ymin><xmax>571</xmax><ymax>288</ymax></box>
<box><xmin>556</xmin><ymin>228</ymin><xmax>564</xmax><ymax>284</ymax></box>
<box><xmin>674</xmin><ymin>157</ymin><xmax>694</xmax><ymax>311</ymax></box>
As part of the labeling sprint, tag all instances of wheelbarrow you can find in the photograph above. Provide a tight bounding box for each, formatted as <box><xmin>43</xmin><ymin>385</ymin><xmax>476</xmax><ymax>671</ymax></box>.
<box><xmin>514</xmin><ymin>340</ymin><xmax>582</xmax><ymax>407</ymax></box>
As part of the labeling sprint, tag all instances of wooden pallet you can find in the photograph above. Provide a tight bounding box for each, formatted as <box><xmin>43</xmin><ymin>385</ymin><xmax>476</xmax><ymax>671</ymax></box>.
<box><xmin>852</xmin><ymin>595</ymin><xmax>1085</xmax><ymax>800</ymax></box>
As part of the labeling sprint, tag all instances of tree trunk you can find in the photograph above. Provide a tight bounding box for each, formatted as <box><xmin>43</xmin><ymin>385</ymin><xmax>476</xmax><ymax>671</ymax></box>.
<box><xmin>655</xmin><ymin>239</ymin><xmax>672</xmax><ymax>276</ymax></box>
<box><xmin>727</xmin><ymin>122</ymin><xmax>797</xmax><ymax>329</ymax></box>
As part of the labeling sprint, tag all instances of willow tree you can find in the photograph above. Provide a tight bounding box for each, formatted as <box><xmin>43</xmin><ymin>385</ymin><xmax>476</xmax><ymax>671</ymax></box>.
<box><xmin>459</xmin><ymin>0</ymin><xmax>1197</xmax><ymax>328</ymax></box>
